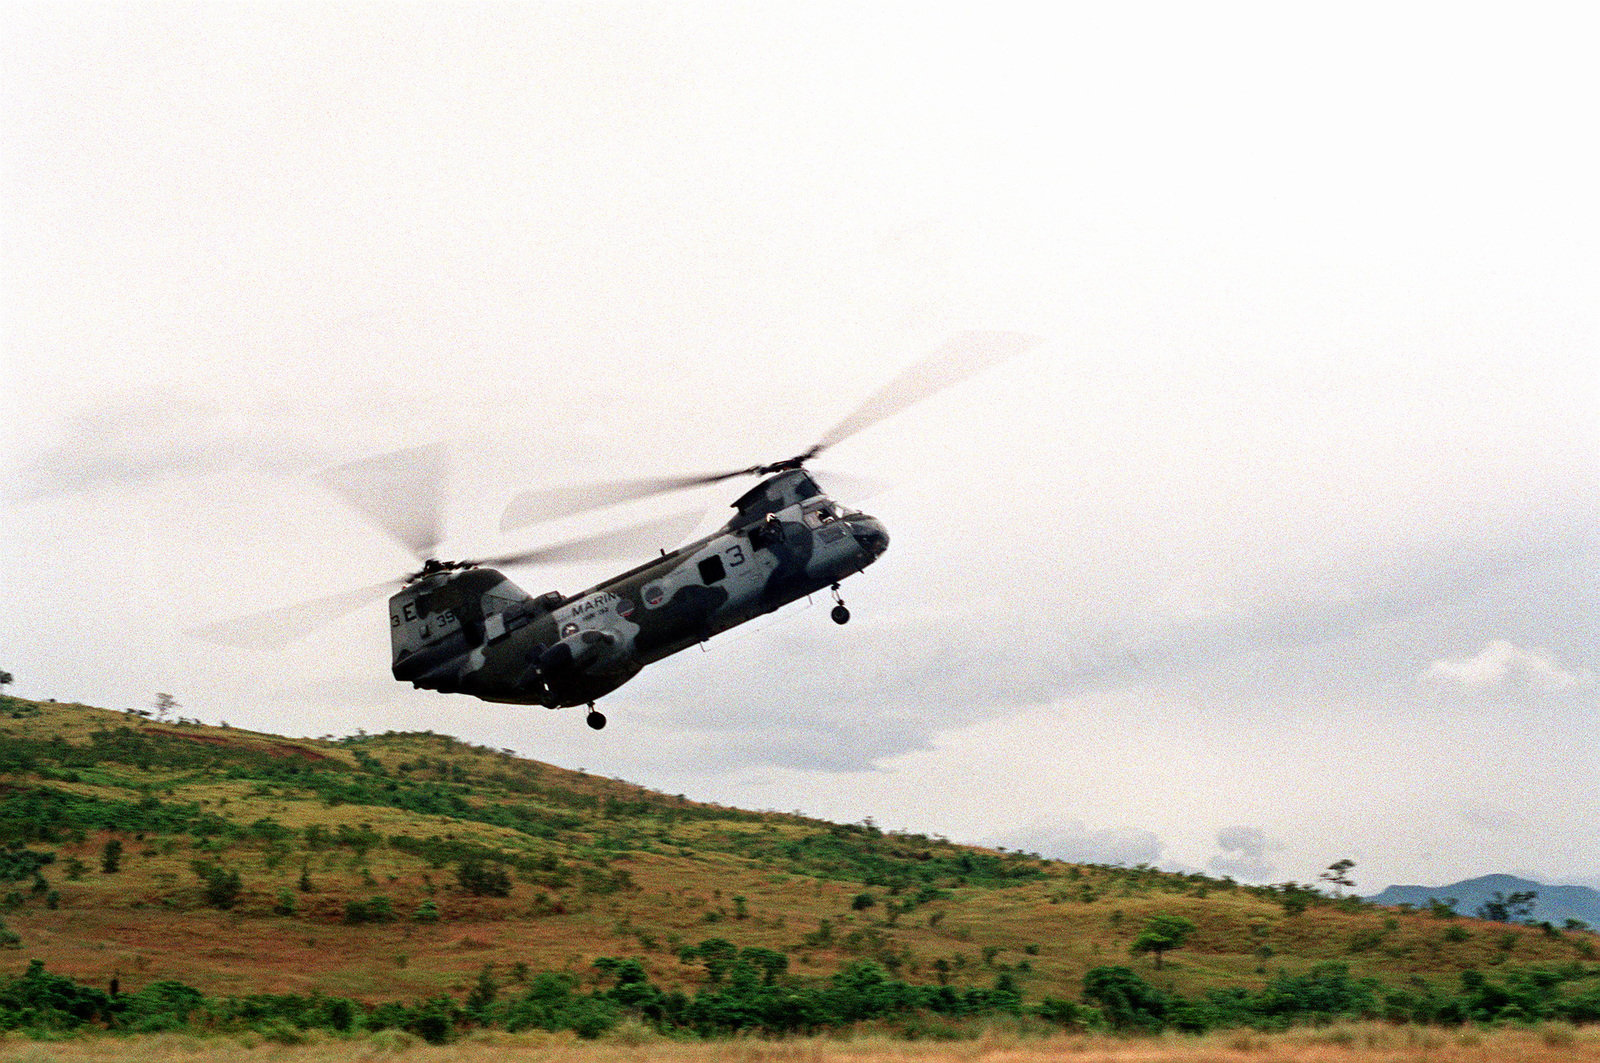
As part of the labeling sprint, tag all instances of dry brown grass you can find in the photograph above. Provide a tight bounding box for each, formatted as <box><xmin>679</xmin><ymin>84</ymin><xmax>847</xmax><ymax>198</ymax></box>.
<box><xmin>5</xmin><ymin>700</ymin><xmax>1599</xmax><ymax>1024</ymax></box>
<box><xmin>1</xmin><ymin>1025</ymin><xmax>1598</xmax><ymax>1063</ymax></box>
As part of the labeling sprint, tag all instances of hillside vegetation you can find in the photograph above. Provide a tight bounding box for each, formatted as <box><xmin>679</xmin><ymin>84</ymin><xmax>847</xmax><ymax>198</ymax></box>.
<box><xmin>0</xmin><ymin>696</ymin><xmax>1596</xmax><ymax>1043</ymax></box>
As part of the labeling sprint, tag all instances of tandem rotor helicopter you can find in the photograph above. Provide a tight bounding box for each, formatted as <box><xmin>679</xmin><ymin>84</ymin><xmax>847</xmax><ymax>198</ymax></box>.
<box><xmin>202</xmin><ymin>332</ymin><xmax>1040</xmax><ymax>730</ymax></box>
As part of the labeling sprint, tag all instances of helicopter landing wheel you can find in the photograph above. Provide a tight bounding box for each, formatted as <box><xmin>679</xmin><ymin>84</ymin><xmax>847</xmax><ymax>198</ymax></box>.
<box><xmin>829</xmin><ymin>583</ymin><xmax>850</xmax><ymax>624</ymax></box>
<box><xmin>585</xmin><ymin>705</ymin><xmax>607</xmax><ymax>730</ymax></box>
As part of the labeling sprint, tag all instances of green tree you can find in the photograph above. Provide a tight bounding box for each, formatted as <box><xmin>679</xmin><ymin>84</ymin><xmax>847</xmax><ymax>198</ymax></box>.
<box><xmin>465</xmin><ymin>964</ymin><xmax>499</xmax><ymax>1018</ymax></box>
<box><xmin>1319</xmin><ymin>859</ymin><xmax>1356</xmax><ymax>897</ymax></box>
<box><xmin>1083</xmin><ymin>965</ymin><xmax>1168</xmax><ymax>1030</ymax></box>
<box><xmin>456</xmin><ymin>857</ymin><xmax>512</xmax><ymax>897</ymax></box>
<box><xmin>100</xmin><ymin>839</ymin><xmax>123</xmax><ymax>874</ymax></box>
<box><xmin>344</xmin><ymin>896</ymin><xmax>395</xmax><ymax>924</ymax></box>
<box><xmin>1277</xmin><ymin>882</ymin><xmax>1316</xmax><ymax>916</ymax></box>
<box><xmin>740</xmin><ymin>946</ymin><xmax>789</xmax><ymax>985</ymax></box>
<box><xmin>190</xmin><ymin>861</ymin><xmax>242</xmax><ymax>910</ymax></box>
<box><xmin>153</xmin><ymin>692</ymin><xmax>179</xmax><ymax>721</ymax></box>
<box><xmin>1130</xmin><ymin>912</ymin><xmax>1197</xmax><ymax>969</ymax></box>
<box><xmin>1477</xmin><ymin>890</ymin><xmax>1538</xmax><ymax>923</ymax></box>
<box><xmin>680</xmin><ymin>937</ymin><xmax>739</xmax><ymax>985</ymax></box>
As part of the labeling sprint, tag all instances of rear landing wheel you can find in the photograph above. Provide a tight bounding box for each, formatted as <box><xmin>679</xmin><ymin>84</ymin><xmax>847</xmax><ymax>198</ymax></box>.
<box><xmin>586</xmin><ymin>707</ymin><xmax>607</xmax><ymax>730</ymax></box>
<box><xmin>831</xmin><ymin>604</ymin><xmax>851</xmax><ymax>625</ymax></box>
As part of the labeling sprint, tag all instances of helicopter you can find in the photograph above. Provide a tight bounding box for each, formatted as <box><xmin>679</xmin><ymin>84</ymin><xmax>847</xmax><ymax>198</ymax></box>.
<box><xmin>201</xmin><ymin>331</ymin><xmax>1040</xmax><ymax>730</ymax></box>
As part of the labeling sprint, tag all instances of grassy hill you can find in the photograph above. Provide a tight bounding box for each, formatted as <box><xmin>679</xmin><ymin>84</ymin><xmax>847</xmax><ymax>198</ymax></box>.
<box><xmin>1</xmin><ymin>695</ymin><xmax>1596</xmax><ymax>1035</ymax></box>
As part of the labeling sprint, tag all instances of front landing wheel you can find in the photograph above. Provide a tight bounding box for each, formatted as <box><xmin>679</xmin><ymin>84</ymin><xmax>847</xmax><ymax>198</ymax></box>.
<box><xmin>831</xmin><ymin>604</ymin><xmax>851</xmax><ymax>625</ymax></box>
<box><xmin>586</xmin><ymin>708</ymin><xmax>607</xmax><ymax>730</ymax></box>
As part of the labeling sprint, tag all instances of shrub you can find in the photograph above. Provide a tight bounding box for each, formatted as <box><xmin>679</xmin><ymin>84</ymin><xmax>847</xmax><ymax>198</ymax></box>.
<box><xmin>344</xmin><ymin>896</ymin><xmax>395</xmax><ymax>925</ymax></box>
<box><xmin>501</xmin><ymin>972</ymin><xmax>618</xmax><ymax>1039</ymax></box>
<box><xmin>456</xmin><ymin>857</ymin><xmax>512</xmax><ymax>897</ymax></box>
<box><xmin>190</xmin><ymin>862</ymin><xmax>242</xmax><ymax>910</ymax></box>
<box><xmin>1083</xmin><ymin>965</ymin><xmax>1169</xmax><ymax>1031</ymax></box>
<box><xmin>1035</xmin><ymin>995</ymin><xmax>1097</xmax><ymax>1029</ymax></box>
<box><xmin>1130</xmin><ymin>913</ymin><xmax>1197</xmax><ymax>969</ymax></box>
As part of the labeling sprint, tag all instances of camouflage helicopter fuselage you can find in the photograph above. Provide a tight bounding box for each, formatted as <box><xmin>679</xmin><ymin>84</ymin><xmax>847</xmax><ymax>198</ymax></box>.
<box><xmin>387</xmin><ymin>470</ymin><xmax>888</xmax><ymax>712</ymax></box>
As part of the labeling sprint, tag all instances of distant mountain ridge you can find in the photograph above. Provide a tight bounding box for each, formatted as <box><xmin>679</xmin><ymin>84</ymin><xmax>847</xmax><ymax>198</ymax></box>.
<box><xmin>1366</xmin><ymin>874</ymin><xmax>1600</xmax><ymax>927</ymax></box>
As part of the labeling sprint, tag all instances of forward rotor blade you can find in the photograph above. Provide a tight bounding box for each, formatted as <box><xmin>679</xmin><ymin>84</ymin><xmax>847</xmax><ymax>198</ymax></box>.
<box><xmin>318</xmin><ymin>442</ymin><xmax>451</xmax><ymax>561</ymax></box>
<box><xmin>808</xmin><ymin>466</ymin><xmax>890</xmax><ymax>505</ymax></box>
<box><xmin>498</xmin><ymin>331</ymin><xmax>1041</xmax><ymax>530</ymax></box>
<box><xmin>190</xmin><ymin>579</ymin><xmax>398</xmax><ymax>649</ymax></box>
<box><xmin>500</xmin><ymin>471</ymin><xmax>747</xmax><ymax>532</ymax></box>
<box><xmin>477</xmin><ymin>510</ymin><xmax>705</xmax><ymax>567</ymax></box>
<box><xmin>811</xmin><ymin>330</ymin><xmax>1043</xmax><ymax>456</ymax></box>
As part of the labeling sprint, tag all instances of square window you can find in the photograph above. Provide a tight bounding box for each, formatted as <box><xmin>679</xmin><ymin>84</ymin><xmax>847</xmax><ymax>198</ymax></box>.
<box><xmin>698</xmin><ymin>555</ymin><xmax>726</xmax><ymax>584</ymax></box>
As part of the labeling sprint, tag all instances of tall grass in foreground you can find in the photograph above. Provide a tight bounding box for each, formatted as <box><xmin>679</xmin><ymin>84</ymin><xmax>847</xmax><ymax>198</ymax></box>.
<box><xmin>0</xmin><ymin>1023</ymin><xmax>1596</xmax><ymax>1063</ymax></box>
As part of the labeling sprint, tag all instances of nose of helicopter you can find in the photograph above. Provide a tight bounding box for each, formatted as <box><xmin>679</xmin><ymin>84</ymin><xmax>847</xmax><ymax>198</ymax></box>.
<box><xmin>850</xmin><ymin>515</ymin><xmax>890</xmax><ymax>558</ymax></box>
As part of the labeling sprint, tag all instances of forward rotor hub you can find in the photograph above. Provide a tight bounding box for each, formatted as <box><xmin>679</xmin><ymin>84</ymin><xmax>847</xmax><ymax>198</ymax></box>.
<box><xmin>404</xmin><ymin>558</ymin><xmax>477</xmax><ymax>584</ymax></box>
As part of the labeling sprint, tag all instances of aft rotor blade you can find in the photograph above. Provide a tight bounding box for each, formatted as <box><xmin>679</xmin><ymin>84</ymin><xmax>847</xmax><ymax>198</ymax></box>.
<box><xmin>190</xmin><ymin>579</ymin><xmax>398</xmax><ymax>649</ymax></box>
<box><xmin>810</xmin><ymin>331</ymin><xmax>1043</xmax><ymax>456</ymax></box>
<box><xmin>500</xmin><ymin>471</ymin><xmax>747</xmax><ymax>532</ymax></box>
<box><xmin>318</xmin><ymin>442</ymin><xmax>451</xmax><ymax>561</ymax></box>
<box><xmin>478</xmin><ymin>510</ymin><xmax>705</xmax><ymax>567</ymax></box>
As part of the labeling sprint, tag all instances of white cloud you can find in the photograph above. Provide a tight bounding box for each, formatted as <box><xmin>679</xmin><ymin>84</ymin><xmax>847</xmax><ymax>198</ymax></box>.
<box><xmin>1208</xmin><ymin>825</ymin><xmax>1284</xmax><ymax>883</ymax></box>
<box><xmin>987</xmin><ymin>820</ymin><xmax>1167</xmax><ymax>868</ymax></box>
<box><xmin>1424</xmin><ymin>640</ymin><xmax>1594</xmax><ymax>694</ymax></box>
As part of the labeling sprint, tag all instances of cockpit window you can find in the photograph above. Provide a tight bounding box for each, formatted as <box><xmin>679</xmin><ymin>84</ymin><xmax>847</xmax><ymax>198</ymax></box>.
<box><xmin>802</xmin><ymin>503</ymin><xmax>840</xmax><ymax>528</ymax></box>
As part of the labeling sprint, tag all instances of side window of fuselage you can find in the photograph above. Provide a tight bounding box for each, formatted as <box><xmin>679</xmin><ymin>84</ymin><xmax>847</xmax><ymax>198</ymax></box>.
<box><xmin>698</xmin><ymin>555</ymin><xmax>726</xmax><ymax>584</ymax></box>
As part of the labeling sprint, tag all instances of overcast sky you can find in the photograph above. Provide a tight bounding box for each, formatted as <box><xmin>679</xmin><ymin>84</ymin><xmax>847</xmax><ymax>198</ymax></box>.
<box><xmin>4</xmin><ymin>2</ymin><xmax>1595</xmax><ymax>895</ymax></box>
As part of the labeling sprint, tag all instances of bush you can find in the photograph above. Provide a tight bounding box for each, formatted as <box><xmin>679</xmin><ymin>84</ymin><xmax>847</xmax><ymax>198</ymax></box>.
<box><xmin>500</xmin><ymin>973</ymin><xmax>618</xmax><ymax>1039</ymax></box>
<box><xmin>116</xmin><ymin>978</ymin><xmax>205</xmax><ymax>1033</ymax></box>
<box><xmin>191</xmin><ymin>861</ymin><xmax>242</xmax><ymax>910</ymax></box>
<box><xmin>344</xmin><ymin>896</ymin><xmax>395</xmax><ymax>924</ymax></box>
<box><xmin>1130</xmin><ymin>913</ymin><xmax>1197</xmax><ymax>969</ymax></box>
<box><xmin>0</xmin><ymin>960</ymin><xmax>114</xmax><ymax>1030</ymax></box>
<box><xmin>1083</xmin><ymin>966</ymin><xmax>1169</xmax><ymax>1031</ymax></box>
<box><xmin>456</xmin><ymin>857</ymin><xmax>512</xmax><ymax>897</ymax></box>
<box><xmin>0</xmin><ymin>847</ymin><xmax>55</xmax><ymax>882</ymax></box>
<box><xmin>1035</xmin><ymin>995</ymin><xmax>1098</xmax><ymax>1029</ymax></box>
